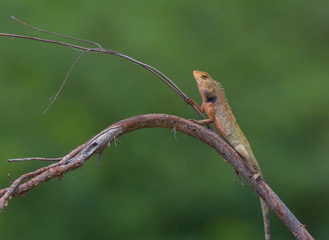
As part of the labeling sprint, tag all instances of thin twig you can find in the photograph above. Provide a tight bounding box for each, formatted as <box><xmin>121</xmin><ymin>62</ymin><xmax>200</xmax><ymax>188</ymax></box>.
<box><xmin>43</xmin><ymin>50</ymin><xmax>89</xmax><ymax>114</ymax></box>
<box><xmin>7</xmin><ymin>157</ymin><xmax>62</xmax><ymax>162</ymax></box>
<box><xmin>1</xmin><ymin>17</ymin><xmax>204</xmax><ymax>118</ymax></box>
<box><xmin>11</xmin><ymin>16</ymin><xmax>103</xmax><ymax>49</ymax></box>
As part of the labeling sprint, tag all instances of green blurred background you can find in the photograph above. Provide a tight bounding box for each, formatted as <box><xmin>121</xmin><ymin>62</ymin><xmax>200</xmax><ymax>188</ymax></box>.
<box><xmin>1</xmin><ymin>0</ymin><xmax>328</xmax><ymax>239</ymax></box>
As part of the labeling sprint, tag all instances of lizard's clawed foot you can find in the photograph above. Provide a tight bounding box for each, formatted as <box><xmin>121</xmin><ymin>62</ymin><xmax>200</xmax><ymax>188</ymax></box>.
<box><xmin>251</xmin><ymin>172</ymin><xmax>261</xmax><ymax>184</ymax></box>
<box><xmin>188</xmin><ymin>119</ymin><xmax>202</xmax><ymax>124</ymax></box>
<box><xmin>189</xmin><ymin>118</ymin><xmax>214</xmax><ymax>125</ymax></box>
<box><xmin>184</xmin><ymin>97</ymin><xmax>195</xmax><ymax>105</ymax></box>
<box><xmin>233</xmin><ymin>170</ymin><xmax>244</xmax><ymax>186</ymax></box>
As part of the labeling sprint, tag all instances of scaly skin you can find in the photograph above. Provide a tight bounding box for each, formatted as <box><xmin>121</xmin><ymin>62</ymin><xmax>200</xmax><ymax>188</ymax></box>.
<box><xmin>189</xmin><ymin>70</ymin><xmax>270</xmax><ymax>240</ymax></box>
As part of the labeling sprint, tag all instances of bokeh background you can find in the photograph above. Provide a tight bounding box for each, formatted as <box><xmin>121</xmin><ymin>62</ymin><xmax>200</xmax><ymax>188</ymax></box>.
<box><xmin>1</xmin><ymin>0</ymin><xmax>328</xmax><ymax>239</ymax></box>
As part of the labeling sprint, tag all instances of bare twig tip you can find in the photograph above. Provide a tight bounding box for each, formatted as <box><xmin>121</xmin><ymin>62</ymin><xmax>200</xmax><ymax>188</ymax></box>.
<box><xmin>49</xmin><ymin>95</ymin><xmax>56</xmax><ymax>101</ymax></box>
<box><xmin>97</xmin><ymin>151</ymin><xmax>103</xmax><ymax>166</ymax></box>
<box><xmin>19</xmin><ymin>192</ymin><xmax>26</xmax><ymax>198</ymax></box>
<box><xmin>171</xmin><ymin>126</ymin><xmax>177</xmax><ymax>140</ymax></box>
<box><xmin>7</xmin><ymin>173</ymin><xmax>15</xmax><ymax>181</ymax></box>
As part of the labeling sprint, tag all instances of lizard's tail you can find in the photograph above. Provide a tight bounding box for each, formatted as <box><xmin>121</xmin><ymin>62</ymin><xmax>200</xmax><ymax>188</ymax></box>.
<box><xmin>260</xmin><ymin>198</ymin><xmax>270</xmax><ymax>240</ymax></box>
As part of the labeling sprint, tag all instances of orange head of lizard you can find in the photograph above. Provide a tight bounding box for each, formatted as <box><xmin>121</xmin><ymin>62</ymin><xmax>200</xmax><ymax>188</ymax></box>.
<box><xmin>193</xmin><ymin>70</ymin><xmax>216</xmax><ymax>99</ymax></box>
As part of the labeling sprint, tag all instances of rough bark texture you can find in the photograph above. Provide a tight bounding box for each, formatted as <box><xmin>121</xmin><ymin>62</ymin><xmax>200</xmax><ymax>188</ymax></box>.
<box><xmin>0</xmin><ymin>114</ymin><xmax>313</xmax><ymax>240</ymax></box>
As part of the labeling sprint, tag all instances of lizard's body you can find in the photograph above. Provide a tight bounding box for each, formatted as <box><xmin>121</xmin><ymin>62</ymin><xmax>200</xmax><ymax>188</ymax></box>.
<box><xmin>190</xmin><ymin>70</ymin><xmax>270</xmax><ymax>240</ymax></box>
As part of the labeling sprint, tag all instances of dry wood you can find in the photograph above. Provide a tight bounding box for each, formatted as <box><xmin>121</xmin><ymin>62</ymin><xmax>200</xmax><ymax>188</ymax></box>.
<box><xmin>0</xmin><ymin>114</ymin><xmax>313</xmax><ymax>240</ymax></box>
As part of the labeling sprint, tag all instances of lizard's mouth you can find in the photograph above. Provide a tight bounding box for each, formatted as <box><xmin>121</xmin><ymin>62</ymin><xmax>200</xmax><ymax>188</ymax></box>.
<box><xmin>193</xmin><ymin>70</ymin><xmax>200</xmax><ymax>78</ymax></box>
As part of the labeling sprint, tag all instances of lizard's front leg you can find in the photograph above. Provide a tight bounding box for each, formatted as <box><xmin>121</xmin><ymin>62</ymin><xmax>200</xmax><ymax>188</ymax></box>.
<box><xmin>185</xmin><ymin>98</ymin><xmax>214</xmax><ymax>125</ymax></box>
<box><xmin>185</xmin><ymin>97</ymin><xmax>203</xmax><ymax>113</ymax></box>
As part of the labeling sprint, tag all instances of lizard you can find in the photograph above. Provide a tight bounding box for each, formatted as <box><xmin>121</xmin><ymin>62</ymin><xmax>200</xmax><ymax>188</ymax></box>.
<box><xmin>186</xmin><ymin>70</ymin><xmax>270</xmax><ymax>240</ymax></box>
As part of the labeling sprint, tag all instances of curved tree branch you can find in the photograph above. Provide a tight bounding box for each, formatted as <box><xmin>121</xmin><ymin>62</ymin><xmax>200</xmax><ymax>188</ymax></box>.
<box><xmin>0</xmin><ymin>114</ymin><xmax>313</xmax><ymax>240</ymax></box>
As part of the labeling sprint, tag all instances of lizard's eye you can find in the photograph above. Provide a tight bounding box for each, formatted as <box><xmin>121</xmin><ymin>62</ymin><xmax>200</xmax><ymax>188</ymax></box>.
<box><xmin>201</xmin><ymin>74</ymin><xmax>208</xmax><ymax>79</ymax></box>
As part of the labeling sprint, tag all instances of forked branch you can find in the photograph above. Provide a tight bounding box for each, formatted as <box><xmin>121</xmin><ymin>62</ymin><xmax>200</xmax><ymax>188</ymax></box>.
<box><xmin>0</xmin><ymin>114</ymin><xmax>313</xmax><ymax>240</ymax></box>
<box><xmin>0</xmin><ymin>17</ymin><xmax>205</xmax><ymax>117</ymax></box>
